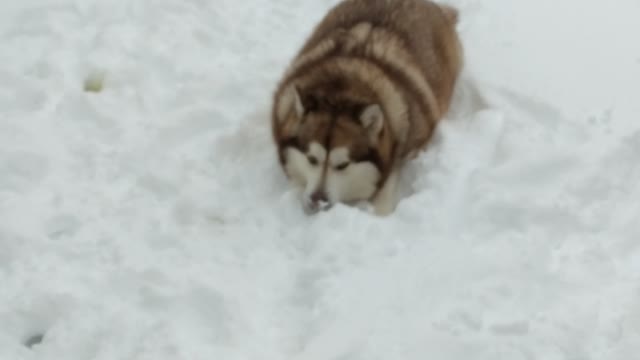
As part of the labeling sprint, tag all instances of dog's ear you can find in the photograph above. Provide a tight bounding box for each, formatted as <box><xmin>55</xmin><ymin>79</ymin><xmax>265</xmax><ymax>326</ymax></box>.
<box><xmin>293</xmin><ymin>86</ymin><xmax>305</xmax><ymax>118</ymax></box>
<box><xmin>293</xmin><ymin>86</ymin><xmax>318</xmax><ymax>118</ymax></box>
<box><xmin>360</xmin><ymin>104</ymin><xmax>385</xmax><ymax>141</ymax></box>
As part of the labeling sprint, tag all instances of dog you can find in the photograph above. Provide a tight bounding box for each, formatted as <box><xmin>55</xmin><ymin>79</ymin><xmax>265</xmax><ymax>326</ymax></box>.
<box><xmin>271</xmin><ymin>0</ymin><xmax>464</xmax><ymax>216</ymax></box>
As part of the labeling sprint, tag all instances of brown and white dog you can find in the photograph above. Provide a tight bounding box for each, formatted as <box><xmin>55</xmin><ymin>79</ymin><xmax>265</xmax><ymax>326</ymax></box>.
<box><xmin>271</xmin><ymin>0</ymin><xmax>464</xmax><ymax>216</ymax></box>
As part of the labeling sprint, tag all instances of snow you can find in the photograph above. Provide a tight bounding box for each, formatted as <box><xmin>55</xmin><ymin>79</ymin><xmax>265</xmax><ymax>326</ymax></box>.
<box><xmin>1</xmin><ymin>0</ymin><xmax>639</xmax><ymax>359</ymax></box>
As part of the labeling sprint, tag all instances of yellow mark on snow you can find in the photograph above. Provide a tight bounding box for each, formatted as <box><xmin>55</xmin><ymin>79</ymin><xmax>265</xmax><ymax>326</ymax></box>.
<box><xmin>83</xmin><ymin>70</ymin><xmax>106</xmax><ymax>93</ymax></box>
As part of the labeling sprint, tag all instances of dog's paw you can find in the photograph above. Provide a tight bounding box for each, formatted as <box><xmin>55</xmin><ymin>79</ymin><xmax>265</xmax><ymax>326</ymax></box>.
<box><xmin>372</xmin><ymin>199</ymin><xmax>396</xmax><ymax>216</ymax></box>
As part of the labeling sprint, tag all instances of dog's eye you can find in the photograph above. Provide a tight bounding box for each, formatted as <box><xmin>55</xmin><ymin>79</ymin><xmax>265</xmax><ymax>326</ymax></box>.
<box><xmin>334</xmin><ymin>162</ymin><xmax>350</xmax><ymax>171</ymax></box>
<box><xmin>307</xmin><ymin>156</ymin><xmax>319</xmax><ymax>166</ymax></box>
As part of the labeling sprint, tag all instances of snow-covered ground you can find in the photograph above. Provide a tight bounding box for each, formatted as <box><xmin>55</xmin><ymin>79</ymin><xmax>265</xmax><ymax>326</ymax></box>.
<box><xmin>1</xmin><ymin>0</ymin><xmax>639</xmax><ymax>359</ymax></box>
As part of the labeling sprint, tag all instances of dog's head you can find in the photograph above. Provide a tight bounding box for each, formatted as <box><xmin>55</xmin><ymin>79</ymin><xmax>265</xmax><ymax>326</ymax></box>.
<box><xmin>280</xmin><ymin>86</ymin><xmax>392</xmax><ymax>214</ymax></box>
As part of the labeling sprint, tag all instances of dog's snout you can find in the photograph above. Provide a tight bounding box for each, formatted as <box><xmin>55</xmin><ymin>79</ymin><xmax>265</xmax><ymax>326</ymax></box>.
<box><xmin>303</xmin><ymin>190</ymin><xmax>332</xmax><ymax>215</ymax></box>
<box><xmin>310</xmin><ymin>191</ymin><xmax>328</xmax><ymax>204</ymax></box>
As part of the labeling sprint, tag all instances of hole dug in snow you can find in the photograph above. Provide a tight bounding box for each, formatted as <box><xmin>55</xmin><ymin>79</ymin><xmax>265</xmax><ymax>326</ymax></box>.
<box><xmin>23</xmin><ymin>332</ymin><xmax>45</xmax><ymax>349</ymax></box>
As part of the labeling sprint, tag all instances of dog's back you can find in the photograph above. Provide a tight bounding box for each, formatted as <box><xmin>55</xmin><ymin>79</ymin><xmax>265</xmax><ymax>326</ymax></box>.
<box><xmin>300</xmin><ymin>0</ymin><xmax>462</xmax><ymax>113</ymax></box>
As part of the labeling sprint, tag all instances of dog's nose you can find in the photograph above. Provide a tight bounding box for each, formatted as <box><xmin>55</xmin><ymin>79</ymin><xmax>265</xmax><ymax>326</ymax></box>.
<box><xmin>311</xmin><ymin>191</ymin><xmax>328</xmax><ymax>204</ymax></box>
<box><xmin>304</xmin><ymin>191</ymin><xmax>332</xmax><ymax>215</ymax></box>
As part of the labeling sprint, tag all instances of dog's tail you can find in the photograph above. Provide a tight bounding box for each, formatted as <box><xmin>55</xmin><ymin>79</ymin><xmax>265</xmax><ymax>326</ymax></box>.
<box><xmin>439</xmin><ymin>4</ymin><xmax>460</xmax><ymax>24</ymax></box>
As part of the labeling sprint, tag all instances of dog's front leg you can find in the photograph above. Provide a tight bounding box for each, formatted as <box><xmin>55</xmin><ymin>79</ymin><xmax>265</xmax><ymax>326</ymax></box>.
<box><xmin>371</xmin><ymin>168</ymin><xmax>399</xmax><ymax>216</ymax></box>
